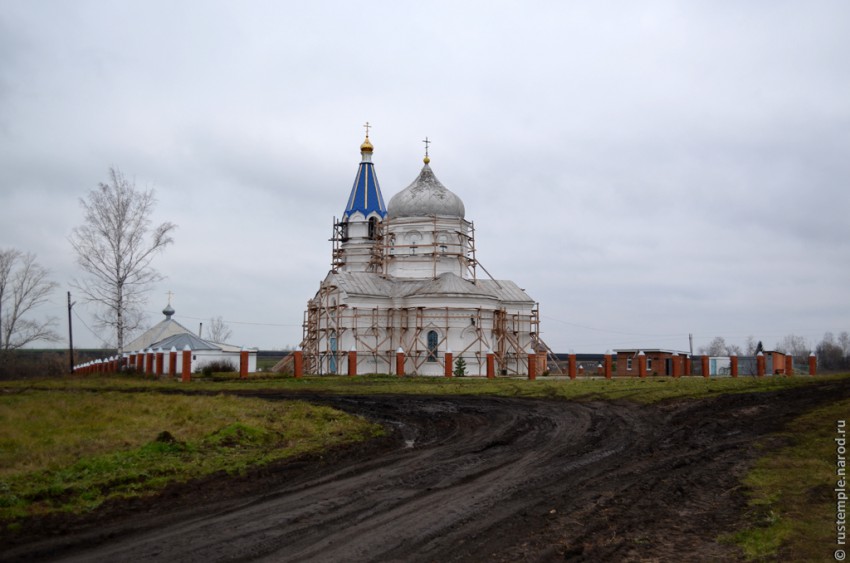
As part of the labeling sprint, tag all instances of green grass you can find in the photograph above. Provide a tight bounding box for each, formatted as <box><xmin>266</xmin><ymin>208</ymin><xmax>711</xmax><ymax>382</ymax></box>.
<box><xmin>724</xmin><ymin>396</ymin><xmax>850</xmax><ymax>560</ymax></box>
<box><xmin>0</xmin><ymin>391</ymin><xmax>383</xmax><ymax>523</ymax></box>
<box><xmin>5</xmin><ymin>372</ymin><xmax>847</xmax><ymax>404</ymax></box>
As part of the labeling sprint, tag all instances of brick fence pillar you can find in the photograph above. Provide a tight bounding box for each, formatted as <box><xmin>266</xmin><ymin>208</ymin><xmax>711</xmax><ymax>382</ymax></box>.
<box><xmin>168</xmin><ymin>347</ymin><xmax>177</xmax><ymax>376</ymax></box>
<box><xmin>348</xmin><ymin>348</ymin><xmax>357</xmax><ymax>377</ymax></box>
<box><xmin>240</xmin><ymin>348</ymin><xmax>249</xmax><ymax>378</ymax></box>
<box><xmin>809</xmin><ymin>353</ymin><xmax>817</xmax><ymax>376</ymax></box>
<box><xmin>396</xmin><ymin>348</ymin><xmax>405</xmax><ymax>377</ymax></box>
<box><xmin>730</xmin><ymin>355</ymin><xmax>738</xmax><ymax>378</ymax></box>
<box><xmin>701</xmin><ymin>355</ymin><xmax>710</xmax><ymax>379</ymax></box>
<box><xmin>785</xmin><ymin>355</ymin><xmax>794</xmax><ymax>376</ymax></box>
<box><xmin>155</xmin><ymin>348</ymin><xmax>164</xmax><ymax>377</ymax></box>
<box><xmin>757</xmin><ymin>352</ymin><xmax>765</xmax><ymax>377</ymax></box>
<box><xmin>486</xmin><ymin>351</ymin><xmax>495</xmax><ymax>379</ymax></box>
<box><xmin>672</xmin><ymin>355</ymin><xmax>681</xmax><ymax>378</ymax></box>
<box><xmin>293</xmin><ymin>350</ymin><xmax>303</xmax><ymax>378</ymax></box>
<box><xmin>684</xmin><ymin>356</ymin><xmax>692</xmax><ymax>376</ymax></box>
<box><xmin>604</xmin><ymin>354</ymin><xmax>612</xmax><ymax>379</ymax></box>
<box><xmin>145</xmin><ymin>349</ymin><xmax>154</xmax><ymax>376</ymax></box>
<box><xmin>568</xmin><ymin>353</ymin><xmax>577</xmax><ymax>380</ymax></box>
<box><xmin>527</xmin><ymin>352</ymin><xmax>537</xmax><ymax>381</ymax></box>
<box><xmin>181</xmin><ymin>346</ymin><xmax>192</xmax><ymax>383</ymax></box>
<box><xmin>638</xmin><ymin>351</ymin><xmax>647</xmax><ymax>378</ymax></box>
<box><xmin>445</xmin><ymin>350</ymin><xmax>453</xmax><ymax>378</ymax></box>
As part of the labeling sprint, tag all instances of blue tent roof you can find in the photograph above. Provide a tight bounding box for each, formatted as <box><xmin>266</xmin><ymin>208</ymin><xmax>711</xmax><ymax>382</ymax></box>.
<box><xmin>343</xmin><ymin>160</ymin><xmax>387</xmax><ymax>220</ymax></box>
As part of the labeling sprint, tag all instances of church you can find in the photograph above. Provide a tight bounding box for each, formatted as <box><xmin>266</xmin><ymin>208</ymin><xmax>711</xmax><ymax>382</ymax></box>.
<box><xmin>300</xmin><ymin>129</ymin><xmax>549</xmax><ymax>376</ymax></box>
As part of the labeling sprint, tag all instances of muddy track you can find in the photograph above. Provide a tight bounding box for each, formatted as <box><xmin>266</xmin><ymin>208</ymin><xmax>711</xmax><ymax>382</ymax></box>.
<box><xmin>5</xmin><ymin>378</ymin><xmax>850</xmax><ymax>562</ymax></box>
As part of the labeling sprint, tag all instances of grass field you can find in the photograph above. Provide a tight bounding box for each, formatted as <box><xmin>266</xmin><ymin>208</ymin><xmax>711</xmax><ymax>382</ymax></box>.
<box><xmin>4</xmin><ymin>371</ymin><xmax>843</xmax><ymax>403</ymax></box>
<box><xmin>0</xmin><ymin>390</ymin><xmax>382</xmax><ymax>524</ymax></box>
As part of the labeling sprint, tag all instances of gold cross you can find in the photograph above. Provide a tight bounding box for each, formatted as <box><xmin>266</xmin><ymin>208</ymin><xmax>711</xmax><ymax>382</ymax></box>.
<box><xmin>422</xmin><ymin>136</ymin><xmax>430</xmax><ymax>157</ymax></box>
<box><xmin>363</xmin><ymin>121</ymin><xmax>371</xmax><ymax>137</ymax></box>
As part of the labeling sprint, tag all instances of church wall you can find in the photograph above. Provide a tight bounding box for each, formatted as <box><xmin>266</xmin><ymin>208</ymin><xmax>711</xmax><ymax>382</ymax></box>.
<box><xmin>310</xmin><ymin>297</ymin><xmax>536</xmax><ymax>376</ymax></box>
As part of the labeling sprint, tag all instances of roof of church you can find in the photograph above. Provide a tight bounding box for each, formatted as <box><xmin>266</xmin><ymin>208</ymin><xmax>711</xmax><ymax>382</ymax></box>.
<box><xmin>410</xmin><ymin>272</ymin><xmax>498</xmax><ymax>298</ymax></box>
<box><xmin>343</xmin><ymin>135</ymin><xmax>387</xmax><ymax>220</ymax></box>
<box><xmin>386</xmin><ymin>161</ymin><xmax>465</xmax><ymax>219</ymax></box>
<box><xmin>124</xmin><ymin>303</ymin><xmax>194</xmax><ymax>352</ymax></box>
<box><xmin>152</xmin><ymin>333</ymin><xmax>223</xmax><ymax>352</ymax></box>
<box><xmin>324</xmin><ymin>271</ymin><xmax>533</xmax><ymax>304</ymax></box>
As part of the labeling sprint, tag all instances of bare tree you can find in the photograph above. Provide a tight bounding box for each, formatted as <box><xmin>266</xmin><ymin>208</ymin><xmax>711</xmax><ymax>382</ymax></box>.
<box><xmin>745</xmin><ymin>335</ymin><xmax>757</xmax><ymax>356</ymax></box>
<box><xmin>69</xmin><ymin>168</ymin><xmax>176</xmax><ymax>352</ymax></box>
<box><xmin>816</xmin><ymin>332</ymin><xmax>846</xmax><ymax>371</ymax></box>
<box><xmin>698</xmin><ymin>336</ymin><xmax>728</xmax><ymax>356</ymax></box>
<box><xmin>206</xmin><ymin>316</ymin><xmax>233</xmax><ymax>343</ymax></box>
<box><xmin>0</xmin><ymin>249</ymin><xmax>60</xmax><ymax>350</ymax></box>
<box><xmin>775</xmin><ymin>334</ymin><xmax>810</xmax><ymax>356</ymax></box>
<box><xmin>698</xmin><ymin>336</ymin><xmax>742</xmax><ymax>356</ymax></box>
<box><xmin>839</xmin><ymin>331</ymin><xmax>850</xmax><ymax>357</ymax></box>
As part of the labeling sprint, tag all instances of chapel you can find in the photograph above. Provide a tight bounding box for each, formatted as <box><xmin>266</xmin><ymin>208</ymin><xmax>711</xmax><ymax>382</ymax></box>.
<box><xmin>124</xmin><ymin>301</ymin><xmax>257</xmax><ymax>373</ymax></box>
<box><xmin>300</xmin><ymin>129</ymin><xmax>548</xmax><ymax>376</ymax></box>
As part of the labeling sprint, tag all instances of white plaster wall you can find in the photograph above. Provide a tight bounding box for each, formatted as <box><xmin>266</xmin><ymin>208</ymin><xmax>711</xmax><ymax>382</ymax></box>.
<box><xmin>386</xmin><ymin>217</ymin><xmax>471</xmax><ymax>279</ymax></box>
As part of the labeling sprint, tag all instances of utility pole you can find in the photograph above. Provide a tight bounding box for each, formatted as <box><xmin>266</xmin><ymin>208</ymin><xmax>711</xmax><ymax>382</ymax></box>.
<box><xmin>68</xmin><ymin>291</ymin><xmax>75</xmax><ymax>374</ymax></box>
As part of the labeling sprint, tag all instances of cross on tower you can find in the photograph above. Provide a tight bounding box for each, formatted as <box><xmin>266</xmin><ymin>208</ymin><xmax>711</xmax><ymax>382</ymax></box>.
<box><xmin>363</xmin><ymin>121</ymin><xmax>371</xmax><ymax>138</ymax></box>
<box><xmin>166</xmin><ymin>290</ymin><xmax>174</xmax><ymax>305</ymax></box>
<box><xmin>422</xmin><ymin>136</ymin><xmax>430</xmax><ymax>158</ymax></box>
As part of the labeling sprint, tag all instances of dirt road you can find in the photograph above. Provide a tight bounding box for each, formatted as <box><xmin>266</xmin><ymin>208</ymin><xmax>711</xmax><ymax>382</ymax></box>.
<box><xmin>5</xmin><ymin>378</ymin><xmax>849</xmax><ymax>562</ymax></box>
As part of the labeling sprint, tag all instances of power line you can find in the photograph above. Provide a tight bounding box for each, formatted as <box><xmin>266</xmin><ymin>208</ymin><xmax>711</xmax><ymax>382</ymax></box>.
<box><xmin>71</xmin><ymin>308</ymin><xmax>107</xmax><ymax>345</ymax></box>
<box><xmin>162</xmin><ymin>312</ymin><xmax>301</xmax><ymax>328</ymax></box>
<box><xmin>540</xmin><ymin>315</ymin><xmax>684</xmax><ymax>338</ymax></box>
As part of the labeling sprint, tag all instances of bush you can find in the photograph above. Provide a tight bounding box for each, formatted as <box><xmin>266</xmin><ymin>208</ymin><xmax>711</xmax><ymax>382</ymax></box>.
<box><xmin>195</xmin><ymin>360</ymin><xmax>236</xmax><ymax>376</ymax></box>
<box><xmin>0</xmin><ymin>350</ymin><xmax>70</xmax><ymax>380</ymax></box>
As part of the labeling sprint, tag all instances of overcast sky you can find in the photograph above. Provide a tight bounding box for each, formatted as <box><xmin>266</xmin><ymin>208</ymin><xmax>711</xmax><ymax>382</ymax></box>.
<box><xmin>2</xmin><ymin>1</ymin><xmax>848</xmax><ymax>354</ymax></box>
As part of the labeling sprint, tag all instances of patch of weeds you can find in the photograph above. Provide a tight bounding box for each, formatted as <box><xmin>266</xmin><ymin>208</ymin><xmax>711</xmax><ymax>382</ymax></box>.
<box><xmin>725</xmin><ymin>396</ymin><xmax>850</xmax><ymax>560</ymax></box>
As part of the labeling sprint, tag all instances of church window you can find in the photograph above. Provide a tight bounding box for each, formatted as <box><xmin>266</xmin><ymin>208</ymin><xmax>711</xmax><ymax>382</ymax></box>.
<box><xmin>427</xmin><ymin>330</ymin><xmax>438</xmax><ymax>362</ymax></box>
<box><xmin>341</xmin><ymin>221</ymin><xmax>349</xmax><ymax>242</ymax></box>
<box><xmin>368</xmin><ymin>217</ymin><xmax>377</xmax><ymax>240</ymax></box>
<box><xmin>437</xmin><ymin>233</ymin><xmax>448</xmax><ymax>253</ymax></box>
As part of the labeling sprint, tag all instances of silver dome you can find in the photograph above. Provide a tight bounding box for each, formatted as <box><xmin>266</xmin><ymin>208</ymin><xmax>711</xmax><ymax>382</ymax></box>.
<box><xmin>387</xmin><ymin>164</ymin><xmax>465</xmax><ymax>219</ymax></box>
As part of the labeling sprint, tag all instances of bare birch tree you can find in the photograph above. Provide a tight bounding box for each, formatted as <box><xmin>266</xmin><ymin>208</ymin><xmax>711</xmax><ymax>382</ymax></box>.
<box><xmin>206</xmin><ymin>316</ymin><xmax>233</xmax><ymax>343</ymax></box>
<box><xmin>0</xmin><ymin>249</ymin><xmax>60</xmax><ymax>350</ymax></box>
<box><xmin>69</xmin><ymin>168</ymin><xmax>176</xmax><ymax>351</ymax></box>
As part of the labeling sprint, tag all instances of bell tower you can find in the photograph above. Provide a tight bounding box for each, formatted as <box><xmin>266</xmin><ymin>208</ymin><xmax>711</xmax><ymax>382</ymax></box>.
<box><xmin>335</xmin><ymin>123</ymin><xmax>387</xmax><ymax>272</ymax></box>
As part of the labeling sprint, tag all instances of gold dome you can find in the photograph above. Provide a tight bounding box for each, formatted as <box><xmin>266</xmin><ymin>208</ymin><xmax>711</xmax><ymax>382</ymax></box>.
<box><xmin>360</xmin><ymin>136</ymin><xmax>374</xmax><ymax>152</ymax></box>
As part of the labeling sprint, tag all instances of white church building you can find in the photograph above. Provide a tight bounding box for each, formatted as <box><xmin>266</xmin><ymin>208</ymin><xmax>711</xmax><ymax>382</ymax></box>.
<box><xmin>301</xmin><ymin>131</ymin><xmax>549</xmax><ymax>376</ymax></box>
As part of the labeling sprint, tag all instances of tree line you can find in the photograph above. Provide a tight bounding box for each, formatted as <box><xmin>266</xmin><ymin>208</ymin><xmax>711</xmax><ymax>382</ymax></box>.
<box><xmin>698</xmin><ymin>333</ymin><xmax>850</xmax><ymax>370</ymax></box>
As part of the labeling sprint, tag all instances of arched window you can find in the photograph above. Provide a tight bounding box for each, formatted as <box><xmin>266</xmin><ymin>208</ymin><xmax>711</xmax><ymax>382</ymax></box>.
<box><xmin>368</xmin><ymin>217</ymin><xmax>378</xmax><ymax>240</ymax></box>
<box><xmin>427</xmin><ymin>330</ymin><xmax>439</xmax><ymax>362</ymax></box>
